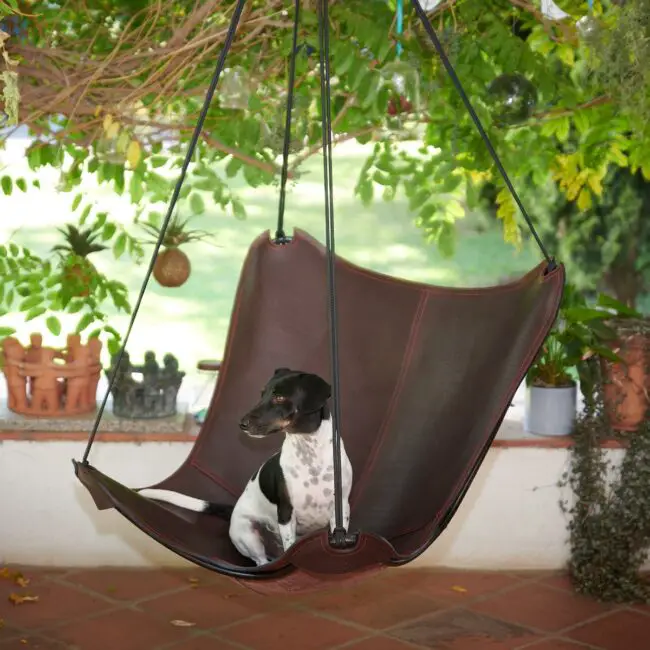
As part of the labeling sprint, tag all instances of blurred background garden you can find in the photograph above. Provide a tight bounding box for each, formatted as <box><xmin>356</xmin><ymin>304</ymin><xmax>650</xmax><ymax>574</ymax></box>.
<box><xmin>1</xmin><ymin>0</ymin><xmax>649</xmax><ymax>399</ymax></box>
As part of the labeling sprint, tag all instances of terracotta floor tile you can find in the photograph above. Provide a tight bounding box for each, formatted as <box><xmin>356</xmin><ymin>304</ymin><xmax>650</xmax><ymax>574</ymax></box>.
<box><xmin>62</xmin><ymin>568</ymin><xmax>211</xmax><ymax>602</ymax></box>
<box><xmin>0</xmin><ymin>636</ymin><xmax>65</xmax><ymax>649</ymax></box>
<box><xmin>471</xmin><ymin>582</ymin><xmax>614</xmax><ymax>632</ymax></box>
<box><xmin>536</xmin><ymin>574</ymin><xmax>575</xmax><ymax>593</ymax></box>
<box><xmin>165</xmin><ymin>635</ymin><xmax>241</xmax><ymax>649</ymax></box>
<box><xmin>2</xmin><ymin>581</ymin><xmax>113</xmax><ymax>630</ymax></box>
<box><xmin>50</xmin><ymin>608</ymin><xmax>191</xmax><ymax>650</ymax></box>
<box><xmin>567</xmin><ymin>609</ymin><xmax>650</xmax><ymax>650</ymax></box>
<box><xmin>301</xmin><ymin>576</ymin><xmax>443</xmax><ymax>629</ymax></box>
<box><xmin>521</xmin><ymin>640</ymin><xmax>602</xmax><ymax>649</ymax></box>
<box><xmin>389</xmin><ymin>570</ymin><xmax>522</xmax><ymax>603</ymax></box>
<box><xmin>0</xmin><ymin>621</ymin><xmax>20</xmax><ymax>643</ymax></box>
<box><xmin>390</xmin><ymin>608</ymin><xmax>538</xmax><ymax>649</ymax></box>
<box><xmin>630</xmin><ymin>604</ymin><xmax>650</xmax><ymax>617</ymax></box>
<box><xmin>140</xmin><ymin>581</ymin><xmax>278</xmax><ymax>630</ymax></box>
<box><xmin>443</xmin><ymin>639</ymin><xmax>544</xmax><ymax>650</ymax></box>
<box><xmin>222</xmin><ymin>610</ymin><xmax>363</xmax><ymax>650</ymax></box>
<box><xmin>344</xmin><ymin>637</ymin><xmax>431</xmax><ymax>650</ymax></box>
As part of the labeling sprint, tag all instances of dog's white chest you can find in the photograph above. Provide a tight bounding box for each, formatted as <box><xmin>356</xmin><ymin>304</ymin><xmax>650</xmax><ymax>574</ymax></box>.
<box><xmin>280</xmin><ymin>421</ymin><xmax>352</xmax><ymax>535</ymax></box>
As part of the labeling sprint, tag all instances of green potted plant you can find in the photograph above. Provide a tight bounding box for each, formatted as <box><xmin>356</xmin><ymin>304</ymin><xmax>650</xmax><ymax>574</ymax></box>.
<box><xmin>51</xmin><ymin>224</ymin><xmax>108</xmax><ymax>297</ymax></box>
<box><xmin>524</xmin><ymin>286</ymin><xmax>623</xmax><ymax>436</ymax></box>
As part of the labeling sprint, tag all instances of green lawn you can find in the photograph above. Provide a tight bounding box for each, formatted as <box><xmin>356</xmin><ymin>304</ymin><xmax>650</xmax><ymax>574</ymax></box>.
<box><xmin>1</xmin><ymin>140</ymin><xmax>543</xmax><ymax>374</ymax></box>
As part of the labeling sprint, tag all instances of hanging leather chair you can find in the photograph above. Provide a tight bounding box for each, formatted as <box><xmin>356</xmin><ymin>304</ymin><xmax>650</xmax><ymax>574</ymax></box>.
<box><xmin>74</xmin><ymin>0</ymin><xmax>565</xmax><ymax>595</ymax></box>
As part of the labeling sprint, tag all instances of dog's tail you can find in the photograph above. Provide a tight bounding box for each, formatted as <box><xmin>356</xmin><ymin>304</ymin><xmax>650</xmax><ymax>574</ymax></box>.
<box><xmin>137</xmin><ymin>488</ymin><xmax>234</xmax><ymax>521</ymax></box>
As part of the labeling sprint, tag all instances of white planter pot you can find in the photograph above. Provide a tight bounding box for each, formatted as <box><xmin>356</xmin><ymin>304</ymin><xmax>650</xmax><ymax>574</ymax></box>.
<box><xmin>524</xmin><ymin>384</ymin><xmax>577</xmax><ymax>437</ymax></box>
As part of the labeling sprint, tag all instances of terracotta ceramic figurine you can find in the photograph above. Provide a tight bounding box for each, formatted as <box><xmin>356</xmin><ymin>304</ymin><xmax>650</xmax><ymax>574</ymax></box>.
<box><xmin>27</xmin><ymin>348</ymin><xmax>61</xmax><ymax>414</ymax></box>
<box><xmin>2</xmin><ymin>332</ymin><xmax>104</xmax><ymax>417</ymax></box>
<box><xmin>2</xmin><ymin>337</ymin><xmax>28</xmax><ymax>411</ymax></box>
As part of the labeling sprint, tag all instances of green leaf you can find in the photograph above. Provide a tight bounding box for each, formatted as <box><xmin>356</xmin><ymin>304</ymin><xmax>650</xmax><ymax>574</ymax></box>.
<box><xmin>102</xmin><ymin>222</ymin><xmax>117</xmax><ymax>241</ymax></box>
<box><xmin>25</xmin><ymin>306</ymin><xmax>47</xmax><ymax>321</ymax></box>
<box><xmin>435</xmin><ymin>222</ymin><xmax>456</xmax><ymax>258</ymax></box>
<box><xmin>67</xmin><ymin>299</ymin><xmax>85</xmax><ymax>314</ymax></box>
<box><xmin>129</xmin><ymin>172</ymin><xmax>145</xmax><ymax>203</ymax></box>
<box><xmin>46</xmin><ymin>315</ymin><xmax>62</xmax><ymax>336</ymax></box>
<box><xmin>15</xmin><ymin>178</ymin><xmax>27</xmax><ymax>192</ymax></box>
<box><xmin>0</xmin><ymin>326</ymin><xmax>17</xmax><ymax>337</ymax></box>
<box><xmin>107</xmin><ymin>336</ymin><xmax>121</xmax><ymax>356</ymax></box>
<box><xmin>595</xmin><ymin>294</ymin><xmax>642</xmax><ymax>319</ymax></box>
<box><xmin>231</xmin><ymin>199</ymin><xmax>246</xmax><ymax>220</ymax></box>
<box><xmin>356</xmin><ymin>179</ymin><xmax>373</xmax><ymax>206</ymax></box>
<box><xmin>80</xmin><ymin>204</ymin><xmax>92</xmax><ymax>224</ymax></box>
<box><xmin>113</xmin><ymin>232</ymin><xmax>127</xmax><ymax>259</ymax></box>
<box><xmin>103</xmin><ymin>324</ymin><xmax>121</xmax><ymax>338</ymax></box>
<box><xmin>225</xmin><ymin>157</ymin><xmax>243</xmax><ymax>178</ymax></box>
<box><xmin>1</xmin><ymin>176</ymin><xmax>12</xmax><ymax>196</ymax></box>
<box><xmin>75</xmin><ymin>312</ymin><xmax>95</xmax><ymax>333</ymax></box>
<box><xmin>71</xmin><ymin>194</ymin><xmax>83</xmax><ymax>211</ymax></box>
<box><xmin>190</xmin><ymin>192</ymin><xmax>206</xmax><ymax>215</ymax></box>
<box><xmin>150</xmin><ymin>156</ymin><xmax>167</xmax><ymax>168</ymax></box>
<box><xmin>19</xmin><ymin>295</ymin><xmax>43</xmax><ymax>312</ymax></box>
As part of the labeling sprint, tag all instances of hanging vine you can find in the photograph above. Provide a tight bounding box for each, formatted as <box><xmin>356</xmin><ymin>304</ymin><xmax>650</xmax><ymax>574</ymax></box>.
<box><xmin>561</xmin><ymin>356</ymin><xmax>650</xmax><ymax>603</ymax></box>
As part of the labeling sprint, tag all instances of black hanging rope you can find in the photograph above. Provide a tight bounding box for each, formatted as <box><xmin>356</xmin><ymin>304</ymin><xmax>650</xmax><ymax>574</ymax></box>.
<box><xmin>410</xmin><ymin>0</ymin><xmax>555</xmax><ymax>270</ymax></box>
<box><xmin>275</xmin><ymin>0</ymin><xmax>301</xmax><ymax>243</ymax></box>
<box><xmin>81</xmin><ymin>0</ymin><xmax>248</xmax><ymax>463</ymax></box>
<box><xmin>317</xmin><ymin>0</ymin><xmax>357</xmax><ymax>549</ymax></box>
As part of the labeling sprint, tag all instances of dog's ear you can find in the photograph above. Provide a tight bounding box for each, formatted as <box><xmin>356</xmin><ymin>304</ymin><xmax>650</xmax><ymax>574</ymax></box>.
<box><xmin>298</xmin><ymin>374</ymin><xmax>331</xmax><ymax>413</ymax></box>
<box><xmin>273</xmin><ymin>367</ymin><xmax>292</xmax><ymax>377</ymax></box>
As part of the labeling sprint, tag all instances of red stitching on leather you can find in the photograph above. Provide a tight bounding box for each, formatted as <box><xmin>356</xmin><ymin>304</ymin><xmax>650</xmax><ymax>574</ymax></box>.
<box><xmin>190</xmin><ymin>460</ymin><xmax>239</xmax><ymax>497</ymax></box>
<box><xmin>350</xmin><ymin>291</ymin><xmax>429</xmax><ymax>507</ymax></box>
<box><xmin>388</xmin><ymin>269</ymin><xmax>564</xmax><ymax>547</ymax></box>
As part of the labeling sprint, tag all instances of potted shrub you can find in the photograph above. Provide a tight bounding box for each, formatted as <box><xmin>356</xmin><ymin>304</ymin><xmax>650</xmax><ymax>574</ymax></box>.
<box><xmin>525</xmin><ymin>329</ymin><xmax>579</xmax><ymax>437</ymax></box>
<box><xmin>51</xmin><ymin>224</ymin><xmax>108</xmax><ymax>297</ymax></box>
<box><xmin>524</xmin><ymin>286</ymin><xmax>623</xmax><ymax>436</ymax></box>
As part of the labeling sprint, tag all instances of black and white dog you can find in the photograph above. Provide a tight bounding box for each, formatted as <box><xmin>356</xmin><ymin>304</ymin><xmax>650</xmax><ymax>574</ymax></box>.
<box><xmin>138</xmin><ymin>368</ymin><xmax>353</xmax><ymax>567</ymax></box>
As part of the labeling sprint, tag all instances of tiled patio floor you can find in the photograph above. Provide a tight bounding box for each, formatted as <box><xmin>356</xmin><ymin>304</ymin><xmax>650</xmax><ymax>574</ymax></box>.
<box><xmin>1</xmin><ymin>567</ymin><xmax>648</xmax><ymax>649</ymax></box>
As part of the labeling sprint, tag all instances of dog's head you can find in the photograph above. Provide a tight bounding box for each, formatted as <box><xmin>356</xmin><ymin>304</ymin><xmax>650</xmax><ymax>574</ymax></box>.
<box><xmin>239</xmin><ymin>368</ymin><xmax>331</xmax><ymax>438</ymax></box>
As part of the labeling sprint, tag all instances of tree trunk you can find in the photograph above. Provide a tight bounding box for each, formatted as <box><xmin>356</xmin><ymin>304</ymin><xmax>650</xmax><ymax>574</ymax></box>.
<box><xmin>604</xmin><ymin>261</ymin><xmax>642</xmax><ymax>310</ymax></box>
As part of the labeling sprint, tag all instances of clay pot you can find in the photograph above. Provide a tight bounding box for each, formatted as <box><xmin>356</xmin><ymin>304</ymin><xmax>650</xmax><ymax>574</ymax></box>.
<box><xmin>153</xmin><ymin>247</ymin><xmax>191</xmax><ymax>288</ymax></box>
<box><xmin>601</xmin><ymin>328</ymin><xmax>650</xmax><ymax>431</ymax></box>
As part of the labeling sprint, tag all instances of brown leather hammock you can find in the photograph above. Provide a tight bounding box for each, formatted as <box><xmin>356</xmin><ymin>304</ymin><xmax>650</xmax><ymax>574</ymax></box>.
<box><xmin>74</xmin><ymin>0</ymin><xmax>565</xmax><ymax>594</ymax></box>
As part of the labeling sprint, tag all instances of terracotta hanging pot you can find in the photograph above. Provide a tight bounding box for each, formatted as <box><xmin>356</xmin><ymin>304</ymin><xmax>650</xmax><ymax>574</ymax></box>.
<box><xmin>153</xmin><ymin>247</ymin><xmax>191</xmax><ymax>288</ymax></box>
<box><xmin>601</xmin><ymin>321</ymin><xmax>650</xmax><ymax>431</ymax></box>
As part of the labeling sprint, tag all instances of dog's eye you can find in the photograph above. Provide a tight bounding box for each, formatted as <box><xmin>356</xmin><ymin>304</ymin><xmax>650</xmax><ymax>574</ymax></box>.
<box><xmin>272</xmin><ymin>395</ymin><xmax>287</xmax><ymax>404</ymax></box>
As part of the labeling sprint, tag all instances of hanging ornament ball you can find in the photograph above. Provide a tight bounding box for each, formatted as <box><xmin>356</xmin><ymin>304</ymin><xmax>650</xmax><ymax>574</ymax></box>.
<box><xmin>486</xmin><ymin>73</ymin><xmax>537</xmax><ymax>126</ymax></box>
<box><xmin>153</xmin><ymin>247</ymin><xmax>191</xmax><ymax>288</ymax></box>
<box><xmin>576</xmin><ymin>15</ymin><xmax>600</xmax><ymax>40</ymax></box>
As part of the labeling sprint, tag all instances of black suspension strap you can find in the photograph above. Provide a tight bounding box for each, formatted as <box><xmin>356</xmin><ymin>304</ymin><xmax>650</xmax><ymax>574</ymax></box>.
<box><xmin>81</xmin><ymin>0</ymin><xmax>248</xmax><ymax>463</ymax></box>
<box><xmin>410</xmin><ymin>0</ymin><xmax>556</xmax><ymax>271</ymax></box>
<box><xmin>317</xmin><ymin>0</ymin><xmax>357</xmax><ymax>550</ymax></box>
<box><xmin>275</xmin><ymin>0</ymin><xmax>301</xmax><ymax>244</ymax></box>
